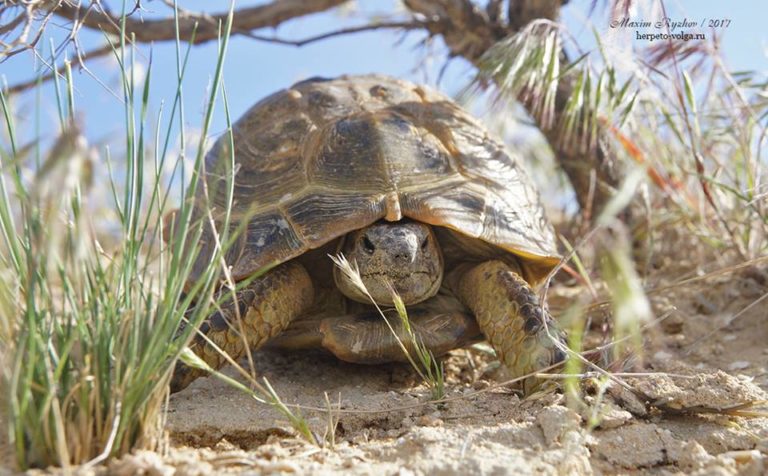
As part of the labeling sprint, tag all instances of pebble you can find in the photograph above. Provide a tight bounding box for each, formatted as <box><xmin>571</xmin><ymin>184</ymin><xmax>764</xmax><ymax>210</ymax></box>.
<box><xmin>660</xmin><ymin>313</ymin><xmax>685</xmax><ymax>333</ymax></box>
<box><xmin>593</xmin><ymin>405</ymin><xmax>633</xmax><ymax>430</ymax></box>
<box><xmin>678</xmin><ymin>441</ymin><xmax>715</xmax><ymax>471</ymax></box>
<box><xmin>756</xmin><ymin>439</ymin><xmax>768</xmax><ymax>453</ymax></box>
<box><xmin>416</xmin><ymin>415</ymin><xmax>444</xmax><ymax>427</ymax></box>
<box><xmin>728</xmin><ymin>361</ymin><xmax>751</xmax><ymax>371</ymax></box>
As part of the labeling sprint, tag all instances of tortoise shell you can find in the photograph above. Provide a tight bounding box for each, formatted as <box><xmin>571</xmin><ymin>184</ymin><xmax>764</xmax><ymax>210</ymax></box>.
<box><xmin>189</xmin><ymin>74</ymin><xmax>560</xmax><ymax>286</ymax></box>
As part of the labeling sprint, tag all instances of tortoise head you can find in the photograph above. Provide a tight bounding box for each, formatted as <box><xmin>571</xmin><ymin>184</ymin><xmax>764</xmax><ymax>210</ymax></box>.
<box><xmin>334</xmin><ymin>221</ymin><xmax>443</xmax><ymax>306</ymax></box>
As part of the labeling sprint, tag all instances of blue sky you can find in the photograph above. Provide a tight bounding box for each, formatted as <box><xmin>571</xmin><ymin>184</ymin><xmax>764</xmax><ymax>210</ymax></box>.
<box><xmin>2</xmin><ymin>0</ymin><xmax>766</xmax><ymax>147</ymax></box>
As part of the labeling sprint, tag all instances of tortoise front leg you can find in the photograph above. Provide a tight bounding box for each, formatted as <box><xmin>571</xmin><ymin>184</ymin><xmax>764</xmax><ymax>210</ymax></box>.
<box><xmin>450</xmin><ymin>260</ymin><xmax>566</xmax><ymax>394</ymax></box>
<box><xmin>317</xmin><ymin>307</ymin><xmax>481</xmax><ymax>364</ymax></box>
<box><xmin>171</xmin><ymin>261</ymin><xmax>314</xmax><ymax>392</ymax></box>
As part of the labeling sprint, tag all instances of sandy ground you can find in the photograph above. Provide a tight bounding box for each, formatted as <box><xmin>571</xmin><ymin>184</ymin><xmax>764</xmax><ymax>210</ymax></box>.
<box><xmin>7</xmin><ymin>261</ymin><xmax>768</xmax><ymax>475</ymax></box>
<box><xmin>150</xmin><ymin>263</ymin><xmax>767</xmax><ymax>475</ymax></box>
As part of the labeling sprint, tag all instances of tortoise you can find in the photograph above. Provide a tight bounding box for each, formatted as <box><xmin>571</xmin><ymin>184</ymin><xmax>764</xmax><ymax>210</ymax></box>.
<box><xmin>170</xmin><ymin>74</ymin><xmax>566</xmax><ymax>394</ymax></box>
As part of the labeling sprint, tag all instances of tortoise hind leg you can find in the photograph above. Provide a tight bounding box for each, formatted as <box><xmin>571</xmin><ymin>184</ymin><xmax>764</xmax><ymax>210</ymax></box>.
<box><xmin>171</xmin><ymin>261</ymin><xmax>314</xmax><ymax>392</ymax></box>
<box><xmin>450</xmin><ymin>260</ymin><xmax>567</xmax><ymax>395</ymax></box>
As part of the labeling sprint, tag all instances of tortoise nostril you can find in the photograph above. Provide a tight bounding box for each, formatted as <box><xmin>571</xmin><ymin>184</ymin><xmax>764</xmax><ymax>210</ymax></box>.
<box><xmin>394</xmin><ymin>248</ymin><xmax>417</xmax><ymax>263</ymax></box>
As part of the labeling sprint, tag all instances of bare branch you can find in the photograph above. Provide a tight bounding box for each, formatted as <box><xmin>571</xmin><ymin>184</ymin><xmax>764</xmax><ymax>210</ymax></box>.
<box><xmin>507</xmin><ymin>0</ymin><xmax>564</xmax><ymax>30</ymax></box>
<box><xmin>486</xmin><ymin>0</ymin><xmax>504</xmax><ymax>26</ymax></box>
<box><xmin>3</xmin><ymin>0</ymin><xmax>358</xmax><ymax>94</ymax></box>
<box><xmin>4</xmin><ymin>43</ymin><xmax>113</xmax><ymax>95</ymax></box>
<box><xmin>4</xmin><ymin>20</ymin><xmax>425</xmax><ymax>94</ymax></box>
<box><xmin>45</xmin><ymin>0</ymin><xmax>351</xmax><ymax>44</ymax></box>
<box><xmin>240</xmin><ymin>21</ymin><xmax>429</xmax><ymax>48</ymax></box>
<box><xmin>1</xmin><ymin>1</ymin><xmax>60</xmax><ymax>60</ymax></box>
<box><xmin>403</xmin><ymin>0</ymin><xmax>499</xmax><ymax>59</ymax></box>
<box><xmin>0</xmin><ymin>10</ymin><xmax>28</xmax><ymax>36</ymax></box>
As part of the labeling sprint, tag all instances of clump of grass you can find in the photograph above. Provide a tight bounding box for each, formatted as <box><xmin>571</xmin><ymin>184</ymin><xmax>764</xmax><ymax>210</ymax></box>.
<box><xmin>0</xmin><ymin>5</ymin><xmax>236</xmax><ymax>470</ymax></box>
<box><xmin>0</xmin><ymin>5</ymin><xmax>322</xmax><ymax>462</ymax></box>
<box><xmin>330</xmin><ymin>254</ymin><xmax>446</xmax><ymax>400</ymax></box>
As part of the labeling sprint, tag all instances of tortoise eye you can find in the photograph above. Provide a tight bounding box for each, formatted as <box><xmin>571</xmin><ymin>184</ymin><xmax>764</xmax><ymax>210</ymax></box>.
<box><xmin>362</xmin><ymin>235</ymin><xmax>375</xmax><ymax>254</ymax></box>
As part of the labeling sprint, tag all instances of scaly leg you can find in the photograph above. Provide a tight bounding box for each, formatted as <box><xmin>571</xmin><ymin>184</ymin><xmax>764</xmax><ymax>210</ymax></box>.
<box><xmin>450</xmin><ymin>260</ymin><xmax>566</xmax><ymax>394</ymax></box>
<box><xmin>171</xmin><ymin>261</ymin><xmax>314</xmax><ymax>392</ymax></box>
